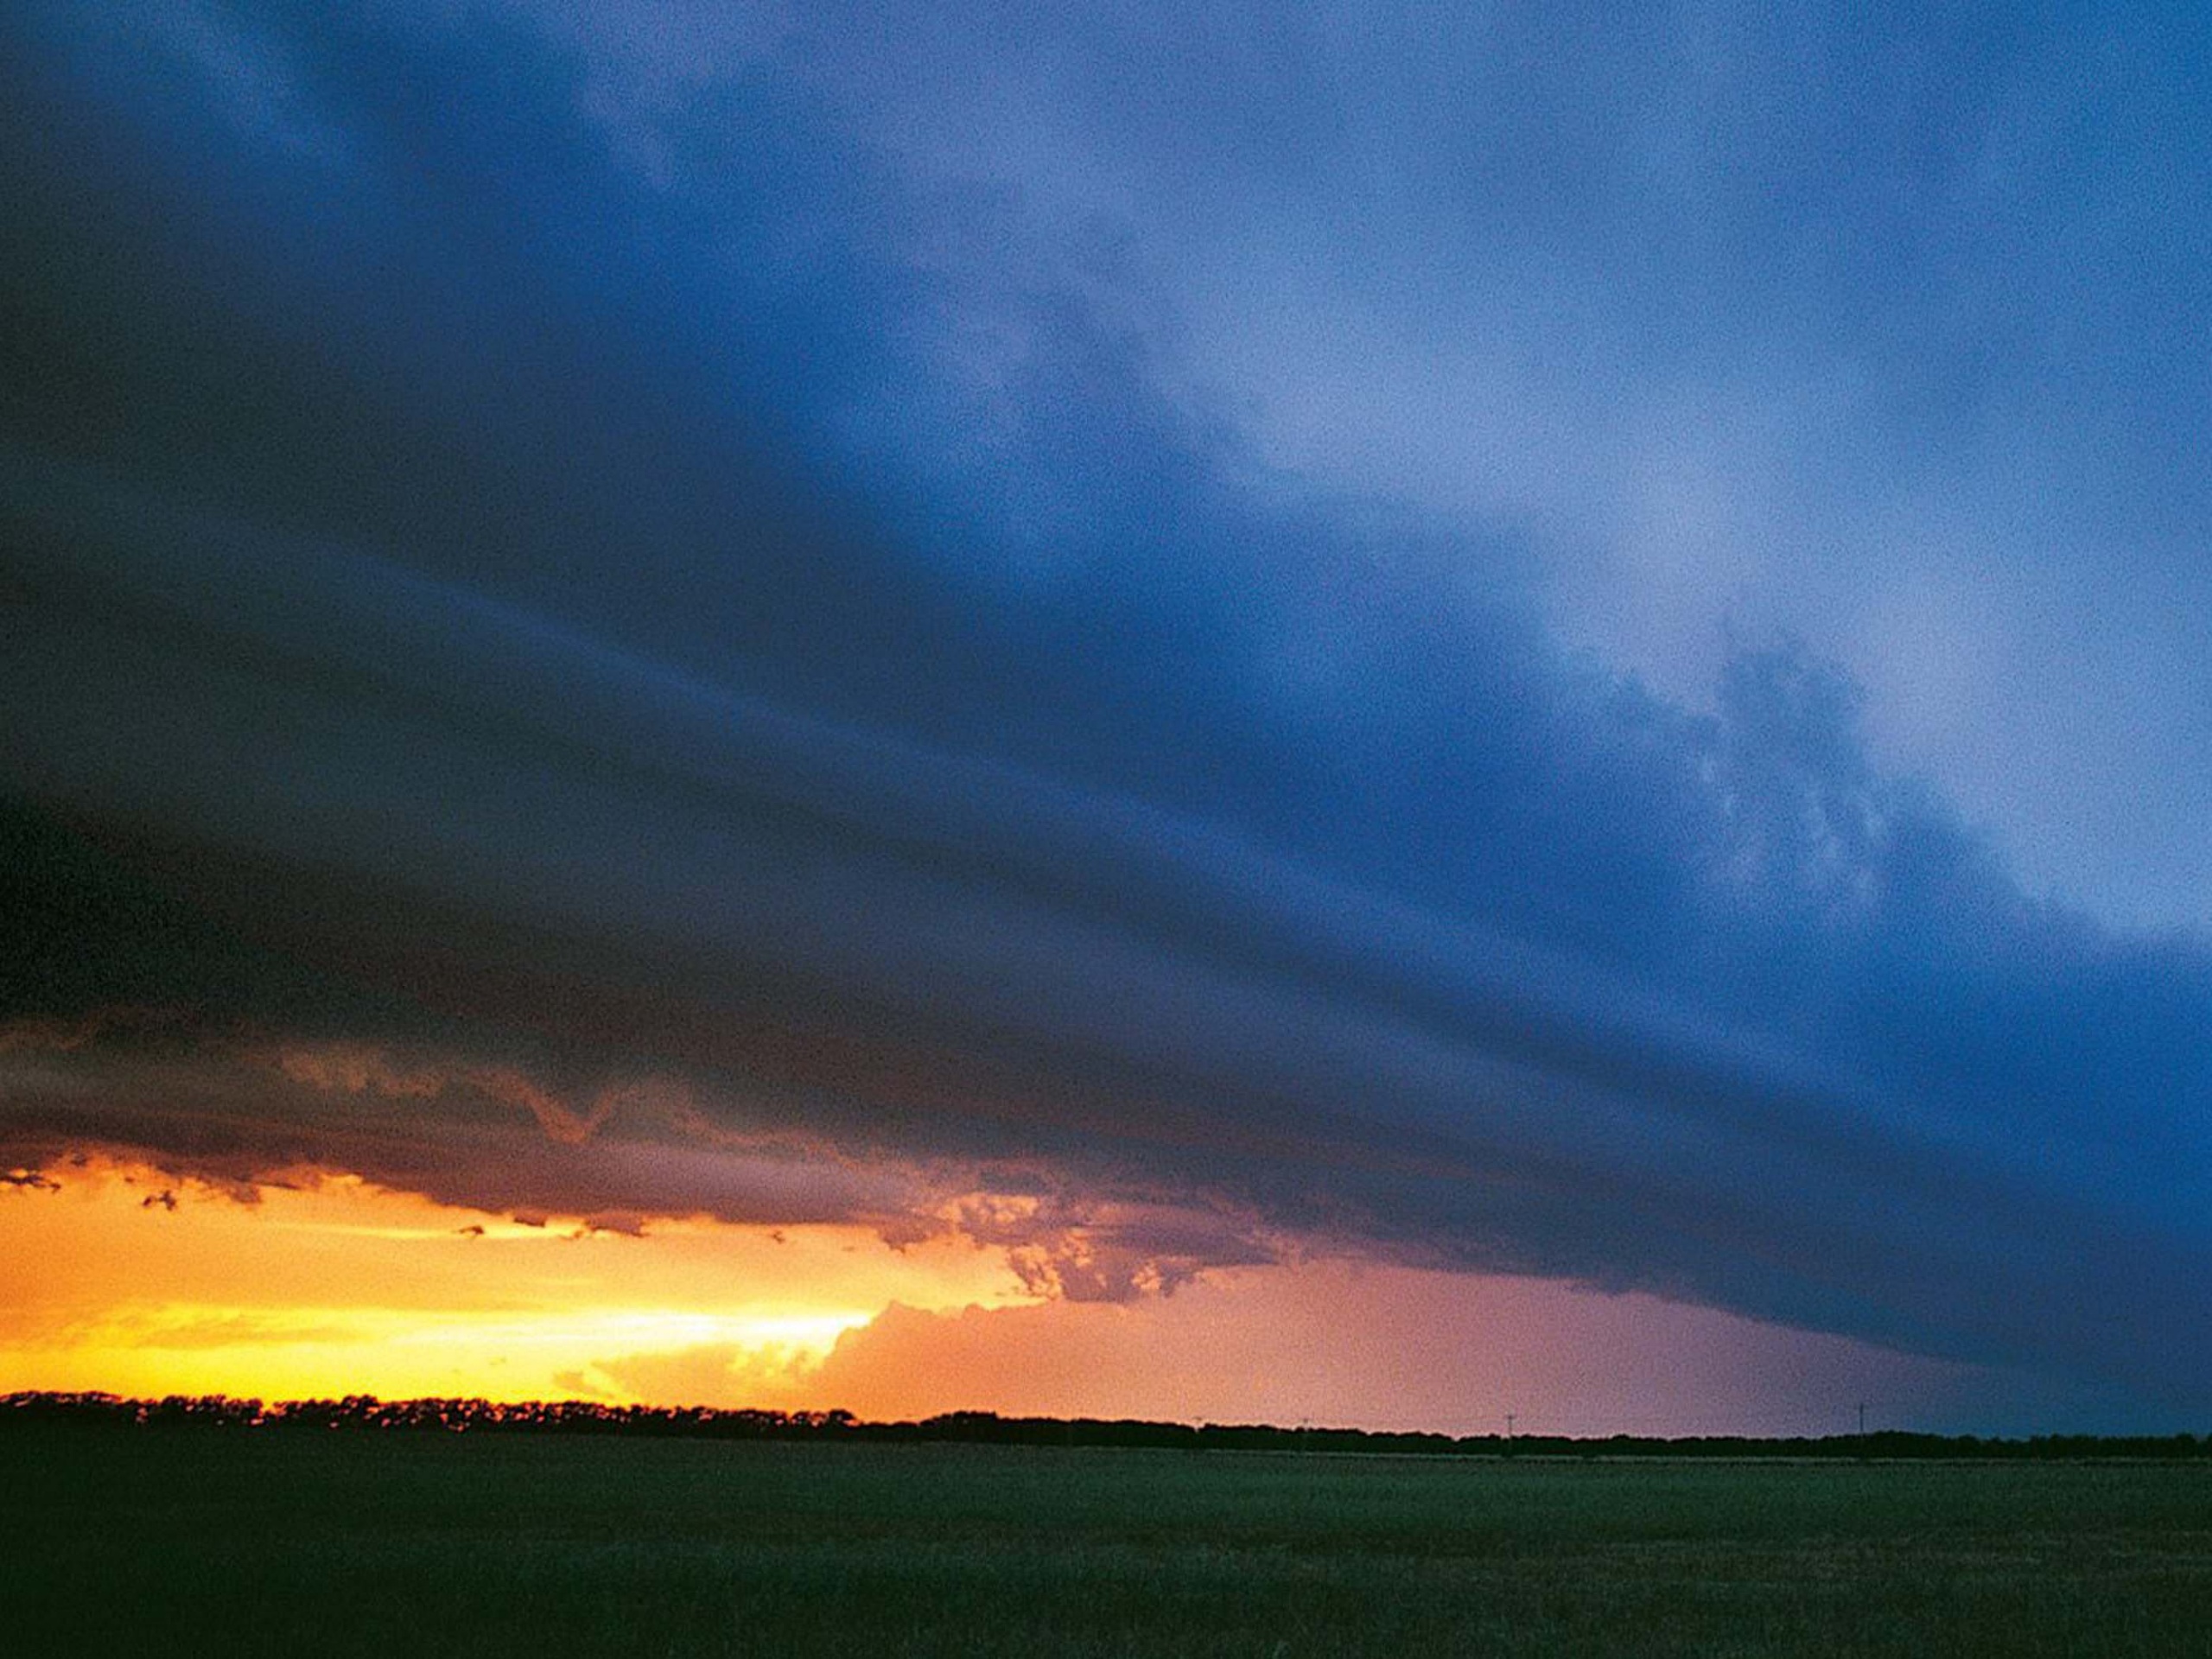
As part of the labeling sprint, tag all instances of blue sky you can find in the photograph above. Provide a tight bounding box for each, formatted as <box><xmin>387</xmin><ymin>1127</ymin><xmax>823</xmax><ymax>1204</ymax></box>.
<box><xmin>3</xmin><ymin>1</ymin><xmax>2209</xmax><ymax>1427</ymax></box>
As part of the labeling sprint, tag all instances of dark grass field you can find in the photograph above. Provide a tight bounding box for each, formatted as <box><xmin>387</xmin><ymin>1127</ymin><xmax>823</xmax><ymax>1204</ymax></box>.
<box><xmin>6</xmin><ymin>1428</ymin><xmax>2210</xmax><ymax>1656</ymax></box>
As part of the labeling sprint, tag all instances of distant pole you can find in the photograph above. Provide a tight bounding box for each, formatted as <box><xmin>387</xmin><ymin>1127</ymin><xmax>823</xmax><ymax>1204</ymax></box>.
<box><xmin>1505</xmin><ymin>1412</ymin><xmax>1516</xmax><ymax>1441</ymax></box>
<box><xmin>1857</xmin><ymin>1402</ymin><xmax>1867</xmax><ymax>1437</ymax></box>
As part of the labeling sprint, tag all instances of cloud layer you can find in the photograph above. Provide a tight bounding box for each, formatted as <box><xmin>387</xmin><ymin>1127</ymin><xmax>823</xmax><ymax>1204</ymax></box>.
<box><xmin>3</xmin><ymin>2</ymin><xmax>2209</xmax><ymax>1418</ymax></box>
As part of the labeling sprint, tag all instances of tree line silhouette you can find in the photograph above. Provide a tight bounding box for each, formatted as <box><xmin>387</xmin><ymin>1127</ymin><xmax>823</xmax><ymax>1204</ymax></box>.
<box><xmin>4</xmin><ymin>1391</ymin><xmax>2203</xmax><ymax>1459</ymax></box>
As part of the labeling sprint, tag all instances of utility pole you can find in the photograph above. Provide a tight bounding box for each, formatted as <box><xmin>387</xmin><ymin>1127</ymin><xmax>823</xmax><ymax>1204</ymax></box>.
<box><xmin>1857</xmin><ymin>1402</ymin><xmax>1867</xmax><ymax>1437</ymax></box>
<box><xmin>1505</xmin><ymin>1411</ymin><xmax>1516</xmax><ymax>1441</ymax></box>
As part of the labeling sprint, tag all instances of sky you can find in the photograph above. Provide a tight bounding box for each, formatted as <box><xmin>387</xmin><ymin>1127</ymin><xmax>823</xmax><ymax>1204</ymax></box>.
<box><xmin>2</xmin><ymin>1</ymin><xmax>2208</xmax><ymax>1435</ymax></box>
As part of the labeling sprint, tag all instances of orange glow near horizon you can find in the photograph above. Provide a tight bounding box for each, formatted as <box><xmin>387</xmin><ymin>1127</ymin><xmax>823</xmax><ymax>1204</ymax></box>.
<box><xmin>7</xmin><ymin>1156</ymin><xmax>2012</xmax><ymax>1435</ymax></box>
<box><xmin>0</xmin><ymin>1158</ymin><xmax>1032</xmax><ymax>1405</ymax></box>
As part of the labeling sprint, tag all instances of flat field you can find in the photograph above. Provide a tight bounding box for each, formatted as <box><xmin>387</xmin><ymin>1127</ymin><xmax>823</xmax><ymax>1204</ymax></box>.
<box><xmin>6</xmin><ymin>1430</ymin><xmax>2209</xmax><ymax>1656</ymax></box>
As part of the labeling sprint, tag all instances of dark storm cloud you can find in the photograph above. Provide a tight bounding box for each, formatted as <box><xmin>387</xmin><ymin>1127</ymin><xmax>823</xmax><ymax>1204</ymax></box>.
<box><xmin>3</xmin><ymin>3</ymin><xmax>2209</xmax><ymax>1408</ymax></box>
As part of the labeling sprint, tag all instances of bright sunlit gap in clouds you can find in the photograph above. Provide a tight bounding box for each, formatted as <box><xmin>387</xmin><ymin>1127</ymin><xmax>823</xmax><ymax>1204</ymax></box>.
<box><xmin>0</xmin><ymin>1158</ymin><xmax>1010</xmax><ymax>1403</ymax></box>
<box><xmin>1</xmin><ymin>1155</ymin><xmax>2158</xmax><ymax>1438</ymax></box>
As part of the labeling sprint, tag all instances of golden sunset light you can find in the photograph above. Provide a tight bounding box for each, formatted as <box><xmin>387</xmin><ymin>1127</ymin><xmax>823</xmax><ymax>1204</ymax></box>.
<box><xmin>0</xmin><ymin>1158</ymin><xmax>1029</xmax><ymax>1404</ymax></box>
<box><xmin>3</xmin><ymin>1153</ymin><xmax>2031</xmax><ymax>1438</ymax></box>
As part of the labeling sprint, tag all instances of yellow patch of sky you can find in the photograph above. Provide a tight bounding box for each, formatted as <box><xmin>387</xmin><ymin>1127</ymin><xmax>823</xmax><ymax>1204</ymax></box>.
<box><xmin>0</xmin><ymin>1157</ymin><xmax>1033</xmax><ymax>1404</ymax></box>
